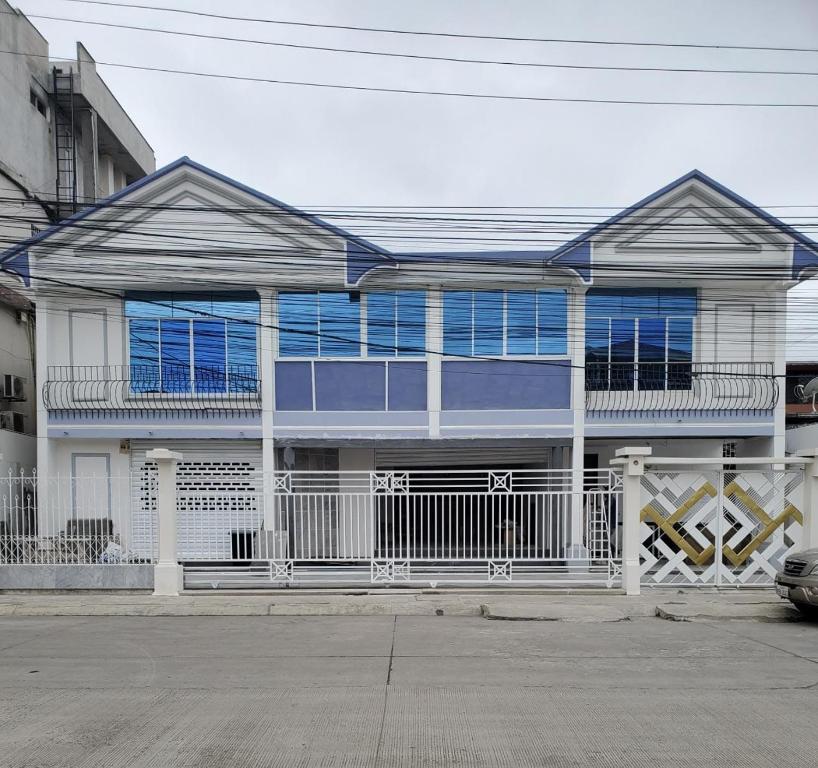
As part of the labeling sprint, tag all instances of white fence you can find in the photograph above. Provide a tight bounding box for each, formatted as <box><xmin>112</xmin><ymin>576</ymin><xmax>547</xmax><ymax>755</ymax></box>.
<box><xmin>177</xmin><ymin>469</ymin><xmax>622</xmax><ymax>586</ymax></box>
<box><xmin>0</xmin><ymin>472</ymin><xmax>156</xmax><ymax>565</ymax></box>
<box><xmin>638</xmin><ymin>468</ymin><xmax>803</xmax><ymax>586</ymax></box>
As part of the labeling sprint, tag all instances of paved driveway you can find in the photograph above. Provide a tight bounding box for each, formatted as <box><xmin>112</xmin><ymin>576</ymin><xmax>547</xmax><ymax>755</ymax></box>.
<box><xmin>1</xmin><ymin>615</ymin><xmax>816</xmax><ymax>766</ymax></box>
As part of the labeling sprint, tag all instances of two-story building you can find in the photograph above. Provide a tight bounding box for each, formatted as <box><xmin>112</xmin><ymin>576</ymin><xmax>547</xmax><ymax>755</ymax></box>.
<box><xmin>3</xmin><ymin>157</ymin><xmax>816</xmax><ymax>584</ymax></box>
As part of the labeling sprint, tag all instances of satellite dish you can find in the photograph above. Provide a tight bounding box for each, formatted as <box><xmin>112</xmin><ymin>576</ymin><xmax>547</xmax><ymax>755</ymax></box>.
<box><xmin>794</xmin><ymin>377</ymin><xmax>818</xmax><ymax>412</ymax></box>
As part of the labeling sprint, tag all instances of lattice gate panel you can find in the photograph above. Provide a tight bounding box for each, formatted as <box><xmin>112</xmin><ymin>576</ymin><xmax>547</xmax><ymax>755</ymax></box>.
<box><xmin>640</xmin><ymin>471</ymin><xmax>720</xmax><ymax>585</ymax></box>
<box><xmin>640</xmin><ymin>469</ymin><xmax>804</xmax><ymax>586</ymax></box>
<box><xmin>720</xmin><ymin>470</ymin><xmax>802</xmax><ymax>585</ymax></box>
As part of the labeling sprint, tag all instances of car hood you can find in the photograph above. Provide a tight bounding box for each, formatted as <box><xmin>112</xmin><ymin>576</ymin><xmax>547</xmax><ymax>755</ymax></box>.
<box><xmin>790</xmin><ymin>548</ymin><xmax>818</xmax><ymax>560</ymax></box>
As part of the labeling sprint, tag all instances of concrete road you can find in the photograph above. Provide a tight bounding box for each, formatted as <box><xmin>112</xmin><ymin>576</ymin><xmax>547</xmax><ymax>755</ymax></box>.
<box><xmin>0</xmin><ymin>615</ymin><xmax>816</xmax><ymax>767</ymax></box>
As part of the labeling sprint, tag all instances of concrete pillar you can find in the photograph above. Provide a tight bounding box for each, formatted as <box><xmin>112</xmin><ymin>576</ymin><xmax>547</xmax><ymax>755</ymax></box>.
<box><xmin>427</xmin><ymin>288</ymin><xmax>442</xmax><ymax>439</ymax></box>
<box><xmin>148</xmin><ymin>448</ymin><xmax>183</xmax><ymax>596</ymax></box>
<box><xmin>616</xmin><ymin>446</ymin><xmax>652</xmax><ymax>596</ymax></box>
<box><xmin>568</xmin><ymin>287</ymin><xmax>588</xmax><ymax>560</ymax></box>
<box><xmin>260</xmin><ymin>291</ymin><xmax>276</xmax><ymax>534</ymax></box>
<box><xmin>339</xmin><ymin>447</ymin><xmax>375</xmax><ymax>557</ymax></box>
<box><xmin>796</xmin><ymin>449</ymin><xmax>818</xmax><ymax>551</ymax></box>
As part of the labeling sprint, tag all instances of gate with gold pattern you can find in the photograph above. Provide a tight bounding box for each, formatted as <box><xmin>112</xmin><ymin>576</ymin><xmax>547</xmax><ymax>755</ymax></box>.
<box><xmin>639</xmin><ymin>469</ymin><xmax>803</xmax><ymax>586</ymax></box>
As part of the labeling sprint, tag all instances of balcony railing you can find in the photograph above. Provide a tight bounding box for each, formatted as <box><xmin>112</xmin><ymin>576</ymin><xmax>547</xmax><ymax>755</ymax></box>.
<box><xmin>44</xmin><ymin>365</ymin><xmax>261</xmax><ymax>415</ymax></box>
<box><xmin>585</xmin><ymin>362</ymin><xmax>777</xmax><ymax>415</ymax></box>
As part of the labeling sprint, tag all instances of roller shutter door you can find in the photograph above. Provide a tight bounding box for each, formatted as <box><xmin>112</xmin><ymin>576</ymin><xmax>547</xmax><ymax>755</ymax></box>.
<box><xmin>130</xmin><ymin>440</ymin><xmax>262</xmax><ymax>559</ymax></box>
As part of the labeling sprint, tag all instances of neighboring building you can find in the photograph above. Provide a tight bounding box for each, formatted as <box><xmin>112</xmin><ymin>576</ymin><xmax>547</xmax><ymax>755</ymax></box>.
<box><xmin>3</xmin><ymin>158</ymin><xmax>817</xmax><ymax>583</ymax></box>
<box><xmin>0</xmin><ymin>0</ymin><xmax>155</xmax><ymax>473</ymax></box>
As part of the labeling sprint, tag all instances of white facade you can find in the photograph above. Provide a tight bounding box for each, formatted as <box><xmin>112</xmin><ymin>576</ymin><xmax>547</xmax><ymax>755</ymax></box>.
<box><xmin>3</xmin><ymin>158</ymin><xmax>816</xmax><ymax>565</ymax></box>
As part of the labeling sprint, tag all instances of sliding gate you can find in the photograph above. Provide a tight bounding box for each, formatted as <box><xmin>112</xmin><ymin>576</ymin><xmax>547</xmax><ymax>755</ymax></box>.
<box><xmin>179</xmin><ymin>469</ymin><xmax>622</xmax><ymax>588</ymax></box>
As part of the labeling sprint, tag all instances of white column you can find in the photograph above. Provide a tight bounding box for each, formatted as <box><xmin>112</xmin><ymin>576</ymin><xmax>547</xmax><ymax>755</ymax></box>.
<box><xmin>796</xmin><ymin>449</ymin><xmax>818</xmax><ymax>551</ymax></box>
<box><xmin>772</xmin><ymin>289</ymin><xmax>787</xmax><ymax>460</ymax></box>
<box><xmin>615</xmin><ymin>446</ymin><xmax>652</xmax><ymax>596</ymax></box>
<box><xmin>148</xmin><ymin>448</ymin><xmax>183</xmax><ymax>596</ymax></box>
<box><xmin>339</xmin><ymin>447</ymin><xmax>375</xmax><ymax>557</ymax></box>
<box><xmin>35</xmin><ymin>295</ymin><xmax>57</xmax><ymax>534</ymax></box>
<box><xmin>427</xmin><ymin>287</ymin><xmax>442</xmax><ymax>438</ymax></box>
<box><xmin>260</xmin><ymin>291</ymin><xmax>276</xmax><ymax>519</ymax></box>
<box><xmin>568</xmin><ymin>287</ymin><xmax>587</xmax><ymax>559</ymax></box>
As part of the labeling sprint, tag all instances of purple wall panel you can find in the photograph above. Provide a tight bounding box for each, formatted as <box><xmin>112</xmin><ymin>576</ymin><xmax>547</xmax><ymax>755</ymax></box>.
<box><xmin>387</xmin><ymin>361</ymin><xmax>427</xmax><ymax>411</ymax></box>
<box><xmin>441</xmin><ymin>360</ymin><xmax>571</xmax><ymax>410</ymax></box>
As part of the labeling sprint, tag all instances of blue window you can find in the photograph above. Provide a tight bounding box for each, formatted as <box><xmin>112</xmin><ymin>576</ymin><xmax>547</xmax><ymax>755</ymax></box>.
<box><xmin>278</xmin><ymin>293</ymin><xmax>319</xmax><ymax>357</ymax></box>
<box><xmin>443</xmin><ymin>290</ymin><xmax>567</xmax><ymax>356</ymax></box>
<box><xmin>585</xmin><ymin>288</ymin><xmax>695</xmax><ymax>392</ymax></box>
<box><xmin>367</xmin><ymin>291</ymin><xmax>426</xmax><ymax>357</ymax></box>
<box><xmin>125</xmin><ymin>293</ymin><xmax>259</xmax><ymax>394</ymax></box>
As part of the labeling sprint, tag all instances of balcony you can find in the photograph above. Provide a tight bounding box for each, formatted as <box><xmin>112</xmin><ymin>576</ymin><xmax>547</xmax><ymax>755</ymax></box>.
<box><xmin>43</xmin><ymin>365</ymin><xmax>261</xmax><ymax>415</ymax></box>
<box><xmin>585</xmin><ymin>362</ymin><xmax>777</xmax><ymax>416</ymax></box>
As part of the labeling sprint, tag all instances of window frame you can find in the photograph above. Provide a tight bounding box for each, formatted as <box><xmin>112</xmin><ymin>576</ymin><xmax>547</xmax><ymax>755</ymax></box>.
<box><xmin>276</xmin><ymin>290</ymin><xmax>427</xmax><ymax>360</ymax></box>
<box><xmin>125</xmin><ymin>297</ymin><xmax>260</xmax><ymax>395</ymax></box>
<box><xmin>441</xmin><ymin>288</ymin><xmax>569</xmax><ymax>359</ymax></box>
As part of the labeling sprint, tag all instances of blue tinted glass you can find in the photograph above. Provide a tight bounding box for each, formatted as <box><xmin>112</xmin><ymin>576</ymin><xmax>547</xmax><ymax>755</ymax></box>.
<box><xmin>278</xmin><ymin>292</ymin><xmax>318</xmax><ymax>357</ymax></box>
<box><xmin>443</xmin><ymin>291</ymin><xmax>472</xmax><ymax>356</ymax></box>
<box><xmin>537</xmin><ymin>290</ymin><xmax>568</xmax><ymax>354</ymax></box>
<box><xmin>160</xmin><ymin>319</ymin><xmax>191</xmax><ymax>393</ymax></box>
<box><xmin>610</xmin><ymin>319</ymin><xmax>635</xmax><ymax>362</ymax></box>
<box><xmin>396</xmin><ymin>291</ymin><xmax>426</xmax><ymax>357</ymax></box>
<box><xmin>474</xmin><ymin>291</ymin><xmax>503</xmax><ymax>355</ymax></box>
<box><xmin>128</xmin><ymin>319</ymin><xmax>160</xmax><ymax>392</ymax></box>
<box><xmin>586</xmin><ymin>290</ymin><xmax>623</xmax><ymax>317</ymax></box>
<box><xmin>638</xmin><ymin>318</ymin><xmax>666</xmax><ymax>362</ymax></box>
<box><xmin>659</xmin><ymin>289</ymin><xmax>697</xmax><ymax>316</ymax></box>
<box><xmin>668</xmin><ymin>317</ymin><xmax>693</xmax><ymax>361</ymax></box>
<box><xmin>192</xmin><ymin>319</ymin><xmax>226</xmax><ymax>392</ymax></box>
<box><xmin>506</xmin><ymin>291</ymin><xmax>536</xmax><ymax>355</ymax></box>
<box><xmin>172</xmin><ymin>299</ymin><xmax>211</xmax><ymax>319</ymax></box>
<box><xmin>621</xmin><ymin>290</ymin><xmax>660</xmax><ymax>317</ymax></box>
<box><xmin>214</xmin><ymin>299</ymin><xmax>260</xmax><ymax>321</ymax></box>
<box><xmin>585</xmin><ymin>317</ymin><xmax>610</xmax><ymax>362</ymax></box>
<box><xmin>319</xmin><ymin>292</ymin><xmax>360</xmax><ymax>356</ymax></box>
<box><xmin>227</xmin><ymin>320</ymin><xmax>258</xmax><ymax>392</ymax></box>
<box><xmin>367</xmin><ymin>292</ymin><xmax>396</xmax><ymax>357</ymax></box>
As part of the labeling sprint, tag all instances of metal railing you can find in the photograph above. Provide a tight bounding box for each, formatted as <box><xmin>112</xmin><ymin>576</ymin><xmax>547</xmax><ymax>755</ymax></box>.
<box><xmin>0</xmin><ymin>472</ymin><xmax>156</xmax><ymax>565</ymax></box>
<box><xmin>43</xmin><ymin>365</ymin><xmax>261</xmax><ymax>415</ymax></box>
<box><xmin>176</xmin><ymin>470</ymin><xmax>622</xmax><ymax>585</ymax></box>
<box><xmin>585</xmin><ymin>361</ymin><xmax>777</xmax><ymax>415</ymax></box>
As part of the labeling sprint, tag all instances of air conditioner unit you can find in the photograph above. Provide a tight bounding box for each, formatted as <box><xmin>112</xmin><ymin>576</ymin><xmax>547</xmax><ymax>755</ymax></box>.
<box><xmin>1</xmin><ymin>375</ymin><xmax>25</xmax><ymax>401</ymax></box>
<box><xmin>0</xmin><ymin>411</ymin><xmax>25</xmax><ymax>433</ymax></box>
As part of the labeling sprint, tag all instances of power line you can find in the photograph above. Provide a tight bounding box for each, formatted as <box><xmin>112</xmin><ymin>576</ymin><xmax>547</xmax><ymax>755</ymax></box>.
<box><xmin>48</xmin><ymin>0</ymin><xmax>818</xmax><ymax>55</ymax></box>
<box><xmin>2</xmin><ymin>47</ymin><xmax>818</xmax><ymax>108</ymax></box>
<box><xmin>12</xmin><ymin>10</ymin><xmax>818</xmax><ymax>78</ymax></box>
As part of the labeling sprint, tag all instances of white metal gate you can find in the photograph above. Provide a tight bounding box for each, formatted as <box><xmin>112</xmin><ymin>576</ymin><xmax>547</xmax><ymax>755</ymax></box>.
<box><xmin>178</xmin><ymin>468</ymin><xmax>623</xmax><ymax>588</ymax></box>
<box><xmin>639</xmin><ymin>468</ymin><xmax>803</xmax><ymax>586</ymax></box>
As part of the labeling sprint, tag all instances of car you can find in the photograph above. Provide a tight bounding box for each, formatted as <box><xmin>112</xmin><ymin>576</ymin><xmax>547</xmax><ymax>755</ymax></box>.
<box><xmin>775</xmin><ymin>549</ymin><xmax>818</xmax><ymax>617</ymax></box>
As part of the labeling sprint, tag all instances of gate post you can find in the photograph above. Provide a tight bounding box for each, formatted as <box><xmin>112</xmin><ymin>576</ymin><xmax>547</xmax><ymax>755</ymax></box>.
<box><xmin>796</xmin><ymin>449</ymin><xmax>818</xmax><ymax>550</ymax></box>
<box><xmin>147</xmin><ymin>448</ymin><xmax>183</xmax><ymax>597</ymax></box>
<box><xmin>615</xmin><ymin>447</ymin><xmax>651</xmax><ymax>596</ymax></box>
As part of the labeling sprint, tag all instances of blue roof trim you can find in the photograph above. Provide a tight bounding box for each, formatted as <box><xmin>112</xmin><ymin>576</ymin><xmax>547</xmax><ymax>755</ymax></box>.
<box><xmin>546</xmin><ymin>168</ymin><xmax>818</xmax><ymax>273</ymax></box>
<box><xmin>546</xmin><ymin>241</ymin><xmax>592</xmax><ymax>284</ymax></box>
<box><xmin>793</xmin><ymin>244</ymin><xmax>818</xmax><ymax>281</ymax></box>
<box><xmin>2</xmin><ymin>251</ymin><xmax>30</xmax><ymax>287</ymax></box>
<box><xmin>0</xmin><ymin>156</ymin><xmax>394</xmax><ymax>269</ymax></box>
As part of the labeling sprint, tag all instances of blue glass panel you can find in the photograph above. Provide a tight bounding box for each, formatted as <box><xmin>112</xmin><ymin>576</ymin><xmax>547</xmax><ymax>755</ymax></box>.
<box><xmin>506</xmin><ymin>291</ymin><xmax>536</xmax><ymax>355</ymax></box>
<box><xmin>537</xmin><ymin>290</ymin><xmax>568</xmax><ymax>354</ymax></box>
<box><xmin>367</xmin><ymin>292</ymin><xmax>396</xmax><ymax>357</ymax></box>
<box><xmin>125</xmin><ymin>298</ymin><xmax>168</xmax><ymax>319</ymax></box>
<box><xmin>227</xmin><ymin>320</ymin><xmax>258</xmax><ymax>392</ymax></box>
<box><xmin>128</xmin><ymin>319</ymin><xmax>160</xmax><ymax>392</ymax></box>
<box><xmin>192</xmin><ymin>319</ymin><xmax>226</xmax><ymax>392</ymax></box>
<box><xmin>396</xmin><ymin>291</ymin><xmax>426</xmax><ymax>357</ymax></box>
<box><xmin>214</xmin><ymin>299</ymin><xmax>260</xmax><ymax>320</ymax></box>
<box><xmin>621</xmin><ymin>290</ymin><xmax>660</xmax><ymax>317</ymax></box>
<box><xmin>319</xmin><ymin>292</ymin><xmax>360</xmax><ymax>356</ymax></box>
<box><xmin>443</xmin><ymin>291</ymin><xmax>472</xmax><ymax>356</ymax></box>
<box><xmin>667</xmin><ymin>317</ymin><xmax>693</xmax><ymax>361</ymax></box>
<box><xmin>586</xmin><ymin>290</ymin><xmax>623</xmax><ymax>317</ymax></box>
<box><xmin>278</xmin><ymin>292</ymin><xmax>318</xmax><ymax>357</ymax></box>
<box><xmin>473</xmin><ymin>291</ymin><xmax>503</xmax><ymax>356</ymax></box>
<box><xmin>610</xmin><ymin>319</ymin><xmax>635</xmax><ymax>390</ymax></box>
<box><xmin>585</xmin><ymin>317</ymin><xmax>609</xmax><ymax>391</ymax></box>
<box><xmin>638</xmin><ymin>318</ymin><xmax>666</xmax><ymax>391</ymax></box>
<box><xmin>160</xmin><ymin>319</ymin><xmax>191</xmax><ymax>393</ymax></box>
<box><xmin>172</xmin><ymin>299</ymin><xmax>211</xmax><ymax>319</ymax></box>
<box><xmin>659</xmin><ymin>289</ymin><xmax>697</xmax><ymax>316</ymax></box>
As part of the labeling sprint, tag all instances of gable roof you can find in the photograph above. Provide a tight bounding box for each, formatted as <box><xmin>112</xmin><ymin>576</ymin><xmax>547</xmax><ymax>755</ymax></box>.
<box><xmin>0</xmin><ymin>156</ymin><xmax>393</xmax><ymax>275</ymax></box>
<box><xmin>3</xmin><ymin>162</ymin><xmax>817</xmax><ymax>287</ymax></box>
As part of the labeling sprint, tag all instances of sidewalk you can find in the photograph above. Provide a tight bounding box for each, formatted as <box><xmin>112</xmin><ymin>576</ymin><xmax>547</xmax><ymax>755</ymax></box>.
<box><xmin>0</xmin><ymin>588</ymin><xmax>804</xmax><ymax>622</ymax></box>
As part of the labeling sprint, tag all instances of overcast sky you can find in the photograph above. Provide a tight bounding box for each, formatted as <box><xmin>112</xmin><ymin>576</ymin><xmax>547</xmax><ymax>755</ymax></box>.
<box><xmin>14</xmin><ymin>0</ymin><xmax>818</xmax><ymax>356</ymax></box>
